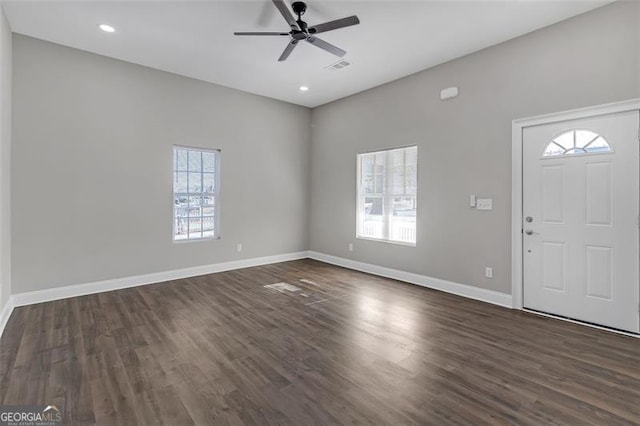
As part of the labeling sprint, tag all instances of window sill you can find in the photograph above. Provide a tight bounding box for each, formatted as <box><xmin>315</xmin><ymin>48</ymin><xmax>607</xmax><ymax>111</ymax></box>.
<box><xmin>172</xmin><ymin>236</ymin><xmax>220</xmax><ymax>244</ymax></box>
<box><xmin>356</xmin><ymin>236</ymin><xmax>416</xmax><ymax>247</ymax></box>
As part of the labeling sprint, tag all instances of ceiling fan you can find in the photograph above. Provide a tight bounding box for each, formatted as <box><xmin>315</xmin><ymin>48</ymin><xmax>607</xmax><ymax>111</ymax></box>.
<box><xmin>234</xmin><ymin>0</ymin><xmax>360</xmax><ymax>62</ymax></box>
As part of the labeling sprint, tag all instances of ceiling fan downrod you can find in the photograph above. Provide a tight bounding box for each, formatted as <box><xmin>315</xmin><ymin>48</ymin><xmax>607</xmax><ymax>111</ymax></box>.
<box><xmin>291</xmin><ymin>1</ymin><xmax>309</xmax><ymax>33</ymax></box>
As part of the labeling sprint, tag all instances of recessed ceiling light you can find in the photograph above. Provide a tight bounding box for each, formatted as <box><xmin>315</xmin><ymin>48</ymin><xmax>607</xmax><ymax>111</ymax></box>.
<box><xmin>299</xmin><ymin>86</ymin><xmax>309</xmax><ymax>92</ymax></box>
<box><xmin>99</xmin><ymin>24</ymin><xmax>115</xmax><ymax>33</ymax></box>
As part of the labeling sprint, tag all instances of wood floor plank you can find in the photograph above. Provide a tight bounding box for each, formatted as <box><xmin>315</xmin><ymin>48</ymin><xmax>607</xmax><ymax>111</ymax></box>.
<box><xmin>1</xmin><ymin>259</ymin><xmax>639</xmax><ymax>425</ymax></box>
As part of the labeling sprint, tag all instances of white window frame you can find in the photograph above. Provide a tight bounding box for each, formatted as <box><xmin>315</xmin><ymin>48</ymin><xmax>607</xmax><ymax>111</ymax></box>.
<box><xmin>541</xmin><ymin>129</ymin><xmax>613</xmax><ymax>158</ymax></box>
<box><xmin>172</xmin><ymin>145</ymin><xmax>221</xmax><ymax>242</ymax></box>
<box><xmin>356</xmin><ymin>145</ymin><xmax>417</xmax><ymax>246</ymax></box>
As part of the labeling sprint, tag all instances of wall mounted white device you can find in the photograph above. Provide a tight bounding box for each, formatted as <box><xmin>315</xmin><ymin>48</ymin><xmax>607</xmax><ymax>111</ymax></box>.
<box><xmin>440</xmin><ymin>87</ymin><xmax>459</xmax><ymax>101</ymax></box>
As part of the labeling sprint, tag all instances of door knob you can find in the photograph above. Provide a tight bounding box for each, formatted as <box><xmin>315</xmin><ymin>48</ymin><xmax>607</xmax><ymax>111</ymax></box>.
<box><xmin>524</xmin><ymin>229</ymin><xmax>539</xmax><ymax>235</ymax></box>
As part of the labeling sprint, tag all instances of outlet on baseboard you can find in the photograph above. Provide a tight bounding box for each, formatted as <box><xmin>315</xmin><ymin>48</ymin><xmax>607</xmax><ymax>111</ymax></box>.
<box><xmin>485</xmin><ymin>267</ymin><xmax>493</xmax><ymax>278</ymax></box>
<box><xmin>236</xmin><ymin>243</ymin><xmax>243</xmax><ymax>253</ymax></box>
<box><xmin>348</xmin><ymin>243</ymin><xmax>354</xmax><ymax>252</ymax></box>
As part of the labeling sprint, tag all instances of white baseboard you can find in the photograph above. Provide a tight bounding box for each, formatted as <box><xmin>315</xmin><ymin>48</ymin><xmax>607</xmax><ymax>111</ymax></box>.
<box><xmin>308</xmin><ymin>251</ymin><xmax>513</xmax><ymax>308</ymax></box>
<box><xmin>11</xmin><ymin>251</ymin><xmax>309</xmax><ymax>308</ymax></box>
<box><xmin>1</xmin><ymin>249</ymin><xmax>513</xmax><ymax>339</ymax></box>
<box><xmin>0</xmin><ymin>295</ymin><xmax>15</xmax><ymax>338</ymax></box>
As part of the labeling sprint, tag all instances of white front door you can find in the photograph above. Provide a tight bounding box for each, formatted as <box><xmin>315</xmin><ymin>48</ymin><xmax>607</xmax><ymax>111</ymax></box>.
<box><xmin>522</xmin><ymin>110</ymin><xmax>640</xmax><ymax>333</ymax></box>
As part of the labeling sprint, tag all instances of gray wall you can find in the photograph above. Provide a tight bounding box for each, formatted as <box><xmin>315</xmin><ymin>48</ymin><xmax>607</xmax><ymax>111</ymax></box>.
<box><xmin>0</xmin><ymin>6</ymin><xmax>11</xmax><ymax>311</ymax></box>
<box><xmin>10</xmin><ymin>1</ymin><xmax>640</xmax><ymax>297</ymax></box>
<box><xmin>309</xmin><ymin>1</ymin><xmax>640</xmax><ymax>294</ymax></box>
<box><xmin>12</xmin><ymin>35</ymin><xmax>311</xmax><ymax>292</ymax></box>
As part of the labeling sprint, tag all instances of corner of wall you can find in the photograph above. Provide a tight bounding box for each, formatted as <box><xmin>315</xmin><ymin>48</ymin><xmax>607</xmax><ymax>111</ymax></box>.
<box><xmin>0</xmin><ymin>3</ymin><xmax>13</xmax><ymax>320</ymax></box>
<box><xmin>306</xmin><ymin>107</ymin><xmax>315</xmax><ymax>252</ymax></box>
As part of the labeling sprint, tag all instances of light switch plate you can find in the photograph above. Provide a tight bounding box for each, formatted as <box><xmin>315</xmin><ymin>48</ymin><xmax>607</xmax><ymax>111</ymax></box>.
<box><xmin>476</xmin><ymin>198</ymin><xmax>493</xmax><ymax>211</ymax></box>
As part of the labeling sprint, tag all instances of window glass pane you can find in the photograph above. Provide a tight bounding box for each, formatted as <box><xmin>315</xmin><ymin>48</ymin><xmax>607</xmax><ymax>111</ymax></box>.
<box><xmin>202</xmin><ymin>216</ymin><xmax>215</xmax><ymax>232</ymax></box>
<box><xmin>364</xmin><ymin>196</ymin><xmax>383</xmax><ymax>216</ymax></box>
<box><xmin>203</xmin><ymin>152</ymin><xmax>216</xmax><ymax>172</ymax></box>
<box><xmin>173</xmin><ymin>146</ymin><xmax>219</xmax><ymax>241</ymax></box>
<box><xmin>390</xmin><ymin>196</ymin><xmax>416</xmax><ymax>243</ymax></box>
<box><xmin>374</xmin><ymin>154</ymin><xmax>385</xmax><ymax>193</ymax></box>
<box><xmin>203</xmin><ymin>173</ymin><xmax>215</xmax><ymax>193</ymax></box>
<box><xmin>363</xmin><ymin>153</ymin><xmax>386</xmax><ymax>194</ymax></box>
<box><xmin>362</xmin><ymin>177</ymin><xmax>375</xmax><ymax>194</ymax></box>
<box><xmin>188</xmin><ymin>150</ymin><xmax>202</xmax><ymax>172</ymax></box>
<box><xmin>188</xmin><ymin>172</ymin><xmax>202</xmax><ymax>192</ymax></box>
<box><xmin>202</xmin><ymin>196</ymin><xmax>214</xmax><ymax>207</ymax></box>
<box><xmin>188</xmin><ymin>217</ymin><xmax>202</xmax><ymax>238</ymax></box>
<box><xmin>575</xmin><ymin>130</ymin><xmax>598</xmax><ymax>146</ymax></box>
<box><xmin>357</xmin><ymin>146</ymin><xmax>417</xmax><ymax>245</ymax></box>
<box><xmin>175</xmin><ymin>149</ymin><xmax>188</xmax><ymax>171</ymax></box>
<box><xmin>174</xmin><ymin>172</ymin><xmax>188</xmax><ymax>193</ymax></box>
<box><xmin>391</xmin><ymin>149</ymin><xmax>404</xmax><ymax>166</ymax></box>
<box><xmin>393</xmin><ymin>196</ymin><xmax>416</xmax><ymax>215</ymax></box>
<box><xmin>175</xmin><ymin>196</ymin><xmax>188</xmax><ymax>217</ymax></box>
<box><xmin>565</xmin><ymin>148</ymin><xmax>586</xmax><ymax>155</ymax></box>
<box><xmin>405</xmin><ymin>166</ymin><xmax>417</xmax><ymax>194</ymax></box>
<box><xmin>405</xmin><ymin>146</ymin><xmax>417</xmax><ymax>167</ymax></box>
<box><xmin>361</xmin><ymin>196</ymin><xmax>384</xmax><ymax>239</ymax></box>
<box><xmin>544</xmin><ymin>130</ymin><xmax>611</xmax><ymax>157</ymax></box>
<box><xmin>174</xmin><ymin>232</ymin><xmax>188</xmax><ymax>241</ymax></box>
<box><xmin>188</xmin><ymin>195</ymin><xmax>202</xmax><ymax>211</ymax></box>
<box><xmin>361</xmin><ymin>154</ymin><xmax>375</xmax><ymax>194</ymax></box>
<box><xmin>174</xmin><ymin>211</ymin><xmax>188</xmax><ymax>237</ymax></box>
<box><xmin>585</xmin><ymin>136</ymin><xmax>610</xmax><ymax>152</ymax></box>
<box><xmin>553</xmin><ymin>131</ymin><xmax>573</xmax><ymax>149</ymax></box>
<box><xmin>187</xmin><ymin>196</ymin><xmax>202</xmax><ymax>226</ymax></box>
<box><xmin>543</xmin><ymin>143</ymin><xmax>564</xmax><ymax>157</ymax></box>
<box><xmin>392</xmin><ymin>166</ymin><xmax>405</xmax><ymax>194</ymax></box>
<box><xmin>405</xmin><ymin>147</ymin><xmax>417</xmax><ymax>194</ymax></box>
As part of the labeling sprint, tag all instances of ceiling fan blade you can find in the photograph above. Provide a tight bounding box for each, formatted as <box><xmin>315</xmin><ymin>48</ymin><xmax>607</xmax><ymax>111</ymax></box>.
<box><xmin>272</xmin><ymin>0</ymin><xmax>299</xmax><ymax>30</ymax></box>
<box><xmin>309</xmin><ymin>15</ymin><xmax>360</xmax><ymax>34</ymax></box>
<box><xmin>234</xmin><ymin>32</ymin><xmax>290</xmax><ymax>36</ymax></box>
<box><xmin>278</xmin><ymin>40</ymin><xmax>298</xmax><ymax>62</ymax></box>
<box><xmin>305</xmin><ymin>36</ymin><xmax>346</xmax><ymax>57</ymax></box>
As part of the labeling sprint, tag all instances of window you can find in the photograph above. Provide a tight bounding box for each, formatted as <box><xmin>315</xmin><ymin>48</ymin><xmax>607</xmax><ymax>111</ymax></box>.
<box><xmin>542</xmin><ymin>129</ymin><xmax>611</xmax><ymax>157</ymax></box>
<box><xmin>173</xmin><ymin>146</ymin><xmax>220</xmax><ymax>241</ymax></box>
<box><xmin>357</xmin><ymin>146</ymin><xmax>417</xmax><ymax>245</ymax></box>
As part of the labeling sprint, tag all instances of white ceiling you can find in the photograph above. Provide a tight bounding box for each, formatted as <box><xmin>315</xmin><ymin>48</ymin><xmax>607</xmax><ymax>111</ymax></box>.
<box><xmin>3</xmin><ymin>0</ymin><xmax>612</xmax><ymax>108</ymax></box>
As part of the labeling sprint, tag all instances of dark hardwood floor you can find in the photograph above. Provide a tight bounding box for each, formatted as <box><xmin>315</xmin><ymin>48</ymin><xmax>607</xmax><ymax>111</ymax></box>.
<box><xmin>1</xmin><ymin>259</ymin><xmax>638</xmax><ymax>425</ymax></box>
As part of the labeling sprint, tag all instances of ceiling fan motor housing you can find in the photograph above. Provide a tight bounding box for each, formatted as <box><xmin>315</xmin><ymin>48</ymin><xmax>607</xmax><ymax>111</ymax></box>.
<box><xmin>291</xmin><ymin>1</ymin><xmax>307</xmax><ymax>17</ymax></box>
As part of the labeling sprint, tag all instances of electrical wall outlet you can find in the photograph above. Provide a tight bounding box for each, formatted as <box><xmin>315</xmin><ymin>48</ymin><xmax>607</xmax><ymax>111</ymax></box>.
<box><xmin>236</xmin><ymin>243</ymin><xmax>243</xmax><ymax>253</ymax></box>
<box><xmin>348</xmin><ymin>243</ymin><xmax>354</xmax><ymax>252</ymax></box>
<box><xmin>485</xmin><ymin>267</ymin><xmax>493</xmax><ymax>278</ymax></box>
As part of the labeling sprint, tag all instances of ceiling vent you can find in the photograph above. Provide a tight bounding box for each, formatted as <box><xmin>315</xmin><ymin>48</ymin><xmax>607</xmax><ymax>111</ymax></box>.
<box><xmin>325</xmin><ymin>60</ymin><xmax>351</xmax><ymax>71</ymax></box>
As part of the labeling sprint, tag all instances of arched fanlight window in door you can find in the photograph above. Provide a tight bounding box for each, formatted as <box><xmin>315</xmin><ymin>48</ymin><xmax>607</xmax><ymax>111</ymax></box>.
<box><xmin>542</xmin><ymin>129</ymin><xmax>612</xmax><ymax>157</ymax></box>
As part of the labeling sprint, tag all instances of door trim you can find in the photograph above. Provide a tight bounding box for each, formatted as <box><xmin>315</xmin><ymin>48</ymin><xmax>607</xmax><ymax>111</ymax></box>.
<box><xmin>511</xmin><ymin>99</ymin><xmax>640</xmax><ymax>311</ymax></box>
